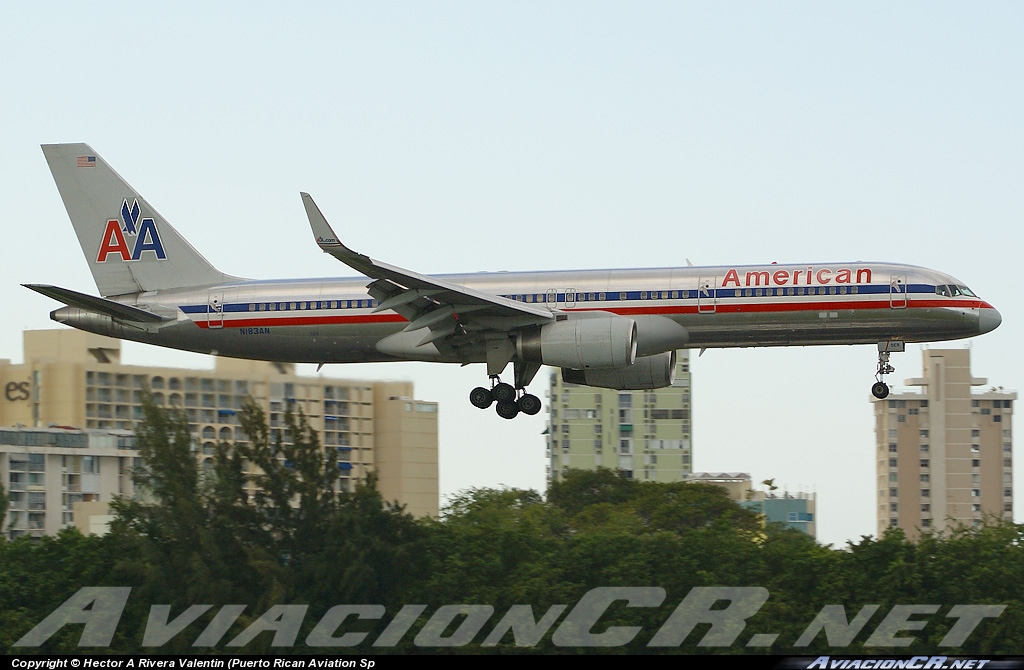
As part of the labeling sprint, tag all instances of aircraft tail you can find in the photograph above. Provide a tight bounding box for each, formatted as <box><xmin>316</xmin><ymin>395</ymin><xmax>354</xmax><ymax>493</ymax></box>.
<box><xmin>41</xmin><ymin>143</ymin><xmax>234</xmax><ymax>297</ymax></box>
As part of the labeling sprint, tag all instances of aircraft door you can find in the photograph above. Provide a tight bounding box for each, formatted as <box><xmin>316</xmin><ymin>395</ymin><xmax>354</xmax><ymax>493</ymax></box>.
<box><xmin>564</xmin><ymin>288</ymin><xmax>577</xmax><ymax>308</ymax></box>
<box><xmin>547</xmin><ymin>289</ymin><xmax>557</xmax><ymax>306</ymax></box>
<box><xmin>697</xmin><ymin>277</ymin><xmax>717</xmax><ymax>314</ymax></box>
<box><xmin>889</xmin><ymin>275</ymin><xmax>907</xmax><ymax>309</ymax></box>
<box><xmin>208</xmin><ymin>291</ymin><xmax>225</xmax><ymax>329</ymax></box>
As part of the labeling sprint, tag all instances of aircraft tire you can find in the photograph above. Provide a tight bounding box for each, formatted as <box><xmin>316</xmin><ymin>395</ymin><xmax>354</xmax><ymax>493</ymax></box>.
<box><xmin>518</xmin><ymin>394</ymin><xmax>542</xmax><ymax>415</ymax></box>
<box><xmin>470</xmin><ymin>386</ymin><xmax>494</xmax><ymax>409</ymax></box>
<box><xmin>496</xmin><ymin>401</ymin><xmax>520</xmax><ymax>420</ymax></box>
<box><xmin>492</xmin><ymin>382</ymin><xmax>516</xmax><ymax>403</ymax></box>
<box><xmin>871</xmin><ymin>382</ymin><xmax>890</xmax><ymax>400</ymax></box>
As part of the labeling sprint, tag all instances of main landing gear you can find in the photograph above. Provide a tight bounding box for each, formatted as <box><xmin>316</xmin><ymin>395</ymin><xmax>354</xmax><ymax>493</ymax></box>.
<box><xmin>470</xmin><ymin>376</ymin><xmax>542</xmax><ymax>420</ymax></box>
<box><xmin>871</xmin><ymin>340</ymin><xmax>904</xmax><ymax>400</ymax></box>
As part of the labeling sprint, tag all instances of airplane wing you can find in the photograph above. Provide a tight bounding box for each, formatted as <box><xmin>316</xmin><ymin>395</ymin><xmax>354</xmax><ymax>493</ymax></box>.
<box><xmin>301</xmin><ymin>193</ymin><xmax>554</xmax><ymax>349</ymax></box>
<box><xmin>24</xmin><ymin>284</ymin><xmax>169</xmax><ymax>323</ymax></box>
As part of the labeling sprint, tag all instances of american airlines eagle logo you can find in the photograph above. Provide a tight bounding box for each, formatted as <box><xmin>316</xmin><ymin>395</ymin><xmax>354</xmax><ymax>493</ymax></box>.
<box><xmin>96</xmin><ymin>199</ymin><xmax>167</xmax><ymax>262</ymax></box>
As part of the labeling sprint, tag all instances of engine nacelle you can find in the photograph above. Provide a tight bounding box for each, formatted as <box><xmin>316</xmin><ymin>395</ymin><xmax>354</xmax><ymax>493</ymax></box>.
<box><xmin>561</xmin><ymin>350</ymin><xmax>677</xmax><ymax>390</ymax></box>
<box><xmin>518</xmin><ymin>314</ymin><xmax>637</xmax><ymax>369</ymax></box>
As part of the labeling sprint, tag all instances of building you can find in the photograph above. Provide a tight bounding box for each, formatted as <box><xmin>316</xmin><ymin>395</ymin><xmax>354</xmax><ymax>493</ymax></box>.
<box><xmin>0</xmin><ymin>329</ymin><xmax>439</xmax><ymax>521</ymax></box>
<box><xmin>686</xmin><ymin>472</ymin><xmax>817</xmax><ymax>537</ymax></box>
<box><xmin>0</xmin><ymin>425</ymin><xmax>137</xmax><ymax>538</ymax></box>
<box><xmin>547</xmin><ymin>351</ymin><xmax>692</xmax><ymax>483</ymax></box>
<box><xmin>874</xmin><ymin>348</ymin><xmax>1014</xmax><ymax>540</ymax></box>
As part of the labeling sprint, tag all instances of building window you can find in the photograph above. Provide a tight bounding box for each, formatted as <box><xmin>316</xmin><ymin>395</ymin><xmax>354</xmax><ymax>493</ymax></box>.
<box><xmin>921</xmin><ymin>504</ymin><xmax>930</xmax><ymax>513</ymax></box>
<box><xmin>28</xmin><ymin>454</ymin><xmax>45</xmax><ymax>471</ymax></box>
<box><xmin>920</xmin><ymin>474</ymin><xmax>930</xmax><ymax>483</ymax></box>
<box><xmin>921</xmin><ymin>489</ymin><xmax>930</xmax><ymax>498</ymax></box>
<box><xmin>920</xmin><ymin>459</ymin><xmax>929</xmax><ymax>469</ymax></box>
<box><xmin>889</xmin><ymin>444</ymin><xmax>898</xmax><ymax>453</ymax></box>
<box><xmin>922</xmin><ymin>519</ymin><xmax>931</xmax><ymax>528</ymax></box>
<box><xmin>972</xmin><ymin>429</ymin><xmax>980</xmax><ymax>438</ymax></box>
<box><xmin>920</xmin><ymin>444</ymin><xmax>929</xmax><ymax>453</ymax></box>
<box><xmin>919</xmin><ymin>430</ymin><xmax>929</xmax><ymax>438</ymax></box>
<box><xmin>888</xmin><ymin>458</ymin><xmax>898</xmax><ymax>467</ymax></box>
<box><xmin>890</xmin><ymin>503</ymin><xmax>898</xmax><ymax>513</ymax></box>
<box><xmin>972</xmin><ymin>459</ymin><xmax>980</xmax><ymax>468</ymax></box>
<box><xmin>889</xmin><ymin>488</ymin><xmax>898</xmax><ymax>497</ymax></box>
<box><xmin>972</xmin><ymin>489</ymin><xmax>980</xmax><ymax>497</ymax></box>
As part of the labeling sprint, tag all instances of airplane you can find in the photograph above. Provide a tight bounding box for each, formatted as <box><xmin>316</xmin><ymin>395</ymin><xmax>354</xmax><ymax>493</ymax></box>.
<box><xmin>28</xmin><ymin>143</ymin><xmax>1002</xmax><ymax>419</ymax></box>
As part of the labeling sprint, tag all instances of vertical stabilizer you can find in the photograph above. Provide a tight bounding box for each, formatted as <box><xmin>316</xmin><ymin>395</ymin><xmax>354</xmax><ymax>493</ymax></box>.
<box><xmin>41</xmin><ymin>143</ymin><xmax>234</xmax><ymax>296</ymax></box>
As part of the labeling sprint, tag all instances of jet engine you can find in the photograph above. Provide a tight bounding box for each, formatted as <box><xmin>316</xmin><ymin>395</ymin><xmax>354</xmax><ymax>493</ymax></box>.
<box><xmin>561</xmin><ymin>350</ymin><xmax>677</xmax><ymax>390</ymax></box>
<box><xmin>517</xmin><ymin>314</ymin><xmax>637</xmax><ymax>369</ymax></box>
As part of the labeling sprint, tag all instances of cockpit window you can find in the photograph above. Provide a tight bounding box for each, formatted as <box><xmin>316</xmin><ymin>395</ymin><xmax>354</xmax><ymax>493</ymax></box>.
<box><xmin>959</xmin><ymin>285</ymin><xmax>977</xmax><ymax>297</ymax></box>
<box><xmin>936</xmin><ymin>285</ymin><xmax>950</xmax><ymax>297</ymax></box>
<box><xmin>949</xmin><ymin>285</ymin><xmax>962</xmax><ymax>297</ymax></box>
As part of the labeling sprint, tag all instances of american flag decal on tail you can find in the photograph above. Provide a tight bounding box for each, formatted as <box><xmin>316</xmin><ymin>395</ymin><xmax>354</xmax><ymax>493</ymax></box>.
<box><xmin>76</xmin><ymin>156</ymin><xmax>96</xmax><ymax>167</ymax></box>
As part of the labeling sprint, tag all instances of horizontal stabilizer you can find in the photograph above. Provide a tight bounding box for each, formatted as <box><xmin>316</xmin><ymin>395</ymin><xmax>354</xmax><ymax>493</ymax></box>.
<box><xmin>23</xmin><ymin>284</ymin><xmax>168</xmax><ymax>323</ymax></box>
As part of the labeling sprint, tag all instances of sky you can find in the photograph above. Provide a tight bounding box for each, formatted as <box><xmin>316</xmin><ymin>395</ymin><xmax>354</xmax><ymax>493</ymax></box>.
<box><xmin>1</xmin><ymin>2</ymin><xmax>1021</xmax><ymax>547</ymax></box>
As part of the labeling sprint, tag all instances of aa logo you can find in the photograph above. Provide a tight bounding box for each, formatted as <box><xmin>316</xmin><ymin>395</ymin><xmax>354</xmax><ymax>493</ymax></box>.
<box><xmin>96</xmin><ymin>199</ymin><xmax>167</xmax><ymax>262</ymax></box>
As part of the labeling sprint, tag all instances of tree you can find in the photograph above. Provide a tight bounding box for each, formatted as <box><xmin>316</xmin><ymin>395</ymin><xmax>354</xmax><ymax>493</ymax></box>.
<box><xmin>0</xmin><ymin>482</ymin><xmax>8</xmax><ymax>536</ymax></box>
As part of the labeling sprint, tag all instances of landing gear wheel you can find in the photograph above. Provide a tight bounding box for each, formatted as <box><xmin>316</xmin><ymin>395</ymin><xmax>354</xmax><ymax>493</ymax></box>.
<box><xmin>470</xmin><ymin>386</ymin><xmax>494</xmax><ymax>409</ymax></box>
<box><xmin>518</xmin><ymin>393</ymin><xmax>542</xmax><ymax>415</ymax></box>
<box><xmin>871</xmin><ymin>382</ymin><xmax>890</xmax><ymax>400</ymax></box>
<box><xmin>496</xmin><ymin>401</ymin><xmax>520</xmax><ymax>419</ymax></box>
<box><xmin>492</xmin><ymin>382</ymin><xmax>516</xmax><ymax>404</ymax></box>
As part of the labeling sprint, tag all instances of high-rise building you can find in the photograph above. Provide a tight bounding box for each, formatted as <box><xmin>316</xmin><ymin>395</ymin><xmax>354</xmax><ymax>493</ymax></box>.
<box><xmin>874</xmin><ymin>348</ymin><xmax>1014</xmax><ymax>540</ymax></box>
<box><xmin>546</xmin><ymin>350</ymin><xmax>692</xmax><ymax>483</ymax></box>
<box><xmin>0</xmin><ymin>329</ymin><xmax>439</xmax><ymax>519</ymax></box>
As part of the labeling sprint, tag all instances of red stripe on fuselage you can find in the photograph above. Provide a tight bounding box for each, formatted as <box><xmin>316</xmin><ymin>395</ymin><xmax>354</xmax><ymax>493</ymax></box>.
<box><xmin>195</xmin><ymin>313</ymin><xmax>406</xmax><ymax>329</ymax></box>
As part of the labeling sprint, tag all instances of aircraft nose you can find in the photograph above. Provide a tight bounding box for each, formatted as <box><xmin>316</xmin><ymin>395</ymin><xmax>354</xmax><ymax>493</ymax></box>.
<box><xmin>979</xmin><ymin>307</ymin><xmax>1002</xmax><ymax>335</ymax></box>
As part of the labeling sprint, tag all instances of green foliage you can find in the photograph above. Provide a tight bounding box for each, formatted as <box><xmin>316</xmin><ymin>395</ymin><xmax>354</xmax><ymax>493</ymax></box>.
<box><xmin>0</xmin><ymin>481</ymin><xmax>8</xmax><ymax>534</ymax></box>
<box><xmin>5</xmin><ymin>412</ymin><xmax>1024</xmax><ymax>656</ymax></box>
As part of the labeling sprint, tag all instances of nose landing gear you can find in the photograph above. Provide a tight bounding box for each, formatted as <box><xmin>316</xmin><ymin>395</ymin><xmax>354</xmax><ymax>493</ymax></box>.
<box><xmin>872</xmin><ymin>340</ymin><xmax>904</xmax><ymax>400</ymax></box>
